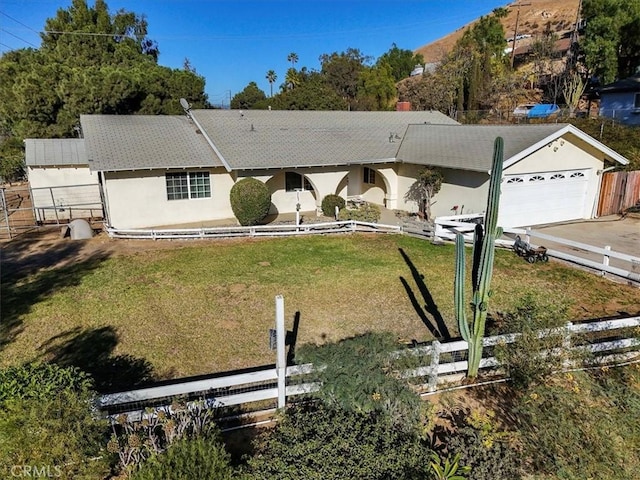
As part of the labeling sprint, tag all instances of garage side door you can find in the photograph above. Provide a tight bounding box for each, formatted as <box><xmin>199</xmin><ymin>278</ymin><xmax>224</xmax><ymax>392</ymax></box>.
<box><xmin>498</xmin><ymin>170</ymin><xmax>589</xmax><ymax>228</ymax></box>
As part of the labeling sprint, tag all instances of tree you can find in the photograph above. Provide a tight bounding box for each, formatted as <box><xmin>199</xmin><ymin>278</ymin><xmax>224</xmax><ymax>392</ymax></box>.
<box><xmin>355</xmin><ymin>63</ymin><xmax>396</xmax><ymax>110</ymax></box>
<box><xmin>582</xmin><ymin>0</ymin><xmax>640</xmax><ymax>84</ymax></box>
<box><xmin>0</xmin><ymin>136</ymin><xmax>25</xmax><ymax>182</ymax></box>
<box><xmin>376</xmin><ymin>43</ymin><xmax>425</xmax><ymax>82</ymax></box>
<box><xmin>284</xmin><ymin>67</ymin><xmax>300</xmax><ymax>90</ymax></box>
<box><xmin>230</xmin><ymin>82</ymin><xmax>267</xmax><ymax>109</ymax></box>
<box><xmin>287</xmin><ymin>52</ymin><xmax>299</xmax><ymax>69</ymax></box>
<box><xmin>320</xmin><ymin>48</ymin><xmax>371</xmax><ymax>108</ymax></box>
<box><xmin>270</xmin><ymin>71</ymin><xmax>347</xmax><ymax>110</ymax></box>
<box><xmin>0</xmin><ymin>0</ymin><xmax>208</xmax><ymax>145</ymax></box>
<box><xmin>563</xmin><ymin>72</ymin><xmax>586</xmax><ymax>117</ymax></box>
<box><xmin>265</xmin><ymin>70</ymin><xmax>277</xmax><ymax>97</ymax></box>
<box><xmin>404</xmin><ymin>167</ymin><xmax>443</xmax><ymax>222</ymax></box>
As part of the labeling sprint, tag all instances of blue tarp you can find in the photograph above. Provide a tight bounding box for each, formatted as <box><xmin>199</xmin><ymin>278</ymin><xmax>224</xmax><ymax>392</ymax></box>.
<box><xmin>527</xmin><ymin>104</ymin><xmax>560</xmax><ymax>118</ymax></box>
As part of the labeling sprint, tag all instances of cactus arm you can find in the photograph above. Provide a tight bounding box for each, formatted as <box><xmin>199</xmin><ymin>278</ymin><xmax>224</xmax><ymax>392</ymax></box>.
<box><xmin>476</xmin><ymin>137</ymin><xmax>504</xmax><ymax>301</ymax></box>
<box><xmin>454</xmin><ymin>233</ymin><xmax>470</xmax><ymax>342</ymax></box>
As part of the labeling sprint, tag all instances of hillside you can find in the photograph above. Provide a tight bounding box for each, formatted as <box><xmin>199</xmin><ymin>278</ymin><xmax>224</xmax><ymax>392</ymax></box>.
<box><xmin>415</xmin><ymin>0</ymin><xmax>581</xmax><ymax>63</ymax></box>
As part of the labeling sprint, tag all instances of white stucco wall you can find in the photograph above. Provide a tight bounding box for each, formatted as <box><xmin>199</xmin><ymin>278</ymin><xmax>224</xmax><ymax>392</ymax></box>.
<box><xmin>396</xmin><ymin>164</ymin><xmax>490</xmax><ymax>217</ymax></box>
<box><xmin>103</xmin><ymin>168</ymin><xmax>235</xmax><ymax>229</ymax></box>
<box><xmin>27</xmin><ymin>165</ymin><xmax>101</xmax><ymax>221</ymax></box>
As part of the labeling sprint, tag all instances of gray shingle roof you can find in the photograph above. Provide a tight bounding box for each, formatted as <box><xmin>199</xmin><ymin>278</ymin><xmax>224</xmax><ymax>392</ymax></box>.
<box><xmin>397</xmin><ymin>124</ymin><xmax>569</xmax><ymax>172</ymax></box>
<box><xmin>25</xmin><ymin>139</ymin><xmax>87</xmax><ymax>167</ymax></box>
<box><xmin>190</xmin><ymin>109</ymin><xmax>459</xmax><ymax>169</ymax></box>
<box><xmin>81</xmin><ymin>115</ymin><xmax>224</xmax><ymax>172</ymax></box>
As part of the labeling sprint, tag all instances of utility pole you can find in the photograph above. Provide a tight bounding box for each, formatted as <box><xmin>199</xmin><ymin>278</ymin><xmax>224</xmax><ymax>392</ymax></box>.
<box><xmin>510</xmin><ymin>0</ymin><xmax>532</xmax><ymax>68</ymax></box>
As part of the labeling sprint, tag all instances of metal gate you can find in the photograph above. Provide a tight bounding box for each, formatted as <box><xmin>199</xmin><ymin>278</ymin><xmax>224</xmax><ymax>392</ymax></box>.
<box><xmin>0</xmin><ymin>183</ymin><xmax>104</xmax><ymax>240</ymax></box>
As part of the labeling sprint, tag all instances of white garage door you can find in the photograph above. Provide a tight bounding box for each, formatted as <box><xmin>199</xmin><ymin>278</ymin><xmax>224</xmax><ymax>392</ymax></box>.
<box><xmin>498</xmin><ymin>169</ymin><xmax>590</xmax><ymax>228</ymax></box>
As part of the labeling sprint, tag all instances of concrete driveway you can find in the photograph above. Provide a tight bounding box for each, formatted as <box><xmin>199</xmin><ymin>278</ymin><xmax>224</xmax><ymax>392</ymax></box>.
<box><xmin>532</xmin><ymin>215</ymin><xmax>639</xmax><ymax>256</ymax></box>
<box><xmin>526</xmin><ymin>215</ymin><xmax>639</xmax><ymax>282</ymax></box>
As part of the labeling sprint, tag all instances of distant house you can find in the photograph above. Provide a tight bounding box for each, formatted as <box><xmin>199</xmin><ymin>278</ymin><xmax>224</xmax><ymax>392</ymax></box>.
<box><xmin>27</xmin><ymin>110</ymin><xmax>628</xmax><ymax>231</ymax></box>
<box><xmin>598</xmin><ymin>74</ymin><xmax>640</xmax><ymax>126</ymax></box>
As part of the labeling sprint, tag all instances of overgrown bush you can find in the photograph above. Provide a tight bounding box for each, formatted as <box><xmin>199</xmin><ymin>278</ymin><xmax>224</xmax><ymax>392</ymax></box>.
<box><xmin>515</xmin><ymin>367</ymin><xmax>640</xmax><ymax>479</ymax></box>
<box><xmin>492</xmin><ymin>294</ymin><xmax>572</xmax><ymax>388</ymax></box>
<box><xmin>243</xmin><ymin>403</ymin><xmax>432</xmax><ymax>480</ymax></box>
<box><xmin>230</xmin><ymin>178</ymin><xmax>271</xmax><ymax>226</ymax></box>
<box><xmin>0</xmin><ymin>362</ymin><xmax>94</xmax><ymax>403</ymax></box>
<box><xmin>338</xmin><ymin>202</ymin><xmax>381</xmax><ymax>222</ymax></box>
<box><xmin>443</xmin><ymin>409</ymin><xmax>522</xmax><ymax>480</ymax></box>
<box><xmin>0</xmin><ymin>363</ymin><xmax>110</xmax><ymax>479</ymax></box>
<box><xmin>296</xmin><ymin>332</ymin><xmax>429</xmax><ymax>433</ymax></box>
<box><xmin>131</xmin><ymin>435</ymin><xmax>233</xmax><ymax>480</ymax></box>
<box><xmin>320</xmin><ymin>194</ymin><xmax>345</xmax><ymax>217</ymax></box>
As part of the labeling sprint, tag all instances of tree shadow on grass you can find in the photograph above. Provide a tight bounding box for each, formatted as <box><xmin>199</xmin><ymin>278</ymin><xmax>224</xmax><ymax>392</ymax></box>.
<box><xmin>38</xmin><ymin>325</ymin><xmax>155</xmax><ymax>393</ymax></box>
<box><xmin>398</xmin><ymin>248</ymin><xmax>452</xmax><ymax>341</ymax></box>
<box><xmin>1</xmin><ymin>234</ymin><xmax>110</xmax><ymax>352</ymax></box>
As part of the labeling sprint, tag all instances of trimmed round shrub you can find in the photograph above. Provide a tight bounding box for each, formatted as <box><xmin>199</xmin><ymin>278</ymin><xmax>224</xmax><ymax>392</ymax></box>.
<box><xmin>230</xmin><ymin>178</ymin><xmax>271</xmax><ymax>226</ymax></box>
<box><xmin>132</xmin><ymin>436</ymin><xmax>234</xmax><ymax>480</ymax></box>
<box><xmin>338</xmin><ymin>203</ymin><xmax>381</xmax><ymax>223</ymax></box>
<box><xmin>321</xmin><ymin>194</ymin><xmax>346</xmax><ymax>217</ymax></box>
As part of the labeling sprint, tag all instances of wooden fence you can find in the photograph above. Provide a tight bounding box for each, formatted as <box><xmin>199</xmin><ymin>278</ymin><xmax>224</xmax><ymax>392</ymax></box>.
<box><xmin>98</xmin><ymin>297</ymin><xmax>640</xmax><ymax>422</ymax></box>
<box><xmin>598</xmin><ymin>170</ymin><xmax>640</xmax><ymax>216</ymax></box>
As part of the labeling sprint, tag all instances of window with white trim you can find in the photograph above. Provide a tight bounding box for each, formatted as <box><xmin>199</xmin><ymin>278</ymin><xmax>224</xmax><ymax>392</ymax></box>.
<box><xmin>549</xmin><ymin>173</ymin><xmax>565</xmax><ymax>180</ymax></box>
<box><xmin>570</xmin><ymin>172</ymin><xmax>585</xmax><ymax>178</ymax></box>
<box><xmin>285</xmin><ymin>172</ymin><xmax>312</xmax><ymax>192</ymax></box>
<box><xmin>166</xmin><ymin>172</ymin><xmax>211</xmax><ymax>200</ymax></box>
<box><xmin>363</xmin><ymin>167</ymin><xmax>376</xmax><ymax>184</ymax></box>
<box><xmin>529</xmin><ymin>175</ymin><xmax>545</xmax><ymax>182</ymax></box>
<box><xmin>506</xmin><ymin>177</ymin><xmax>524</xmax><ymax>184</ymax></box>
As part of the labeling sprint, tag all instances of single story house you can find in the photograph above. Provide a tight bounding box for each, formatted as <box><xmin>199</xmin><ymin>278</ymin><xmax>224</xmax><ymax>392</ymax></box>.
<box><xmin>598</xmin><ymin>74</ymin><xmax>640</xmax><ymax>126</ymax></box>
<box><xmin>25</xmin><ymin>138</ymin><xmax>101</xmax><ymax>222</ymax></box>
<box><xmin>28</xmin><ymin>109</ymin><xmax>628</xmax><ymax>230</ymax></box>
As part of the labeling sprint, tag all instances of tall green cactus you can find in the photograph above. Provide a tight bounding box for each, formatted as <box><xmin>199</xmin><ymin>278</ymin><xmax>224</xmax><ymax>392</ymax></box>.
<box><xmin>455</xmin><ymin>137</ymin><xmax>504</xmax><ymax>378</ymax></box>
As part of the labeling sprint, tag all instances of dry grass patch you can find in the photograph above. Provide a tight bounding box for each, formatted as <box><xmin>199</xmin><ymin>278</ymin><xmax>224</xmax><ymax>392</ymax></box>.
<box><xmin>1</xmin><ymin>233</ymin><xmax>639</xmax><ymax>390</ymax></box>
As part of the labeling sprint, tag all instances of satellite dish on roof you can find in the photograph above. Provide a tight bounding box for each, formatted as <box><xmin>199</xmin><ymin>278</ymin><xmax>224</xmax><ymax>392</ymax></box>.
<box><xmin>180</xmin><ymin>98</ymin><xmax>191</xmax><ymax>111</ymax></box>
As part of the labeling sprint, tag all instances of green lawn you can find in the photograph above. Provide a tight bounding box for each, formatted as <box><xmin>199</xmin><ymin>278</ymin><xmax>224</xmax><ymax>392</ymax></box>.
<box><xmin>2</xmin><ymin>233</ymin><xmax>639</xmax><ymax>391</ymax></box>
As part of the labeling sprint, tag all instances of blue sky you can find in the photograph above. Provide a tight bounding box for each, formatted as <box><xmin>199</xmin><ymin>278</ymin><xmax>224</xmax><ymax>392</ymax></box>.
<box><xmin>0</xmin><ymin>0</ymin><xmax>508</xmax><ymax>106</ymax></box>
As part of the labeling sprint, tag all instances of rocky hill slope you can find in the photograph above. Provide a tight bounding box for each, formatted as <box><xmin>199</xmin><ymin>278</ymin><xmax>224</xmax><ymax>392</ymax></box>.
<box><xmin>415</xmin><ymin>0</ymin><xmax>581</xmax><ymax>63</ymax></box>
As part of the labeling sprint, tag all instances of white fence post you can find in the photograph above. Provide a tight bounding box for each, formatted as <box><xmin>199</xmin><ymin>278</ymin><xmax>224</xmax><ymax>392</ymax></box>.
<box><xmin>563</xmin><ymin>322</ymin><xmax>573</xmax><ymax>368</ymax></box>
<box><xmin>428</xmin><ymin>341</ymin><xmax>441</xmax><ymax>392</ymax></box>
<box><xmin>602</xmin><ymin>245</ymin><xmax>611</xmax><ymax>276</ymax></box>
<box><xmin>275</xmin><ymin>295</ymin><xmax>286</xmax><ymax>409</ymax></box>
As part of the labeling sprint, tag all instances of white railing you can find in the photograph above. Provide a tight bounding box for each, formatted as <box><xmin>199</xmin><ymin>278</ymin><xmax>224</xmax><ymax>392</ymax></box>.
<box><xmin>106</xmin><ymin>220</ymin><xmax>401</xmax><ymax>240</ymax></box>
<box><xmin>99</xmin><ymin>313</ymin><xmax>640</xmax><ymax>421</ymax></box>
<box><xmin>433</xmin><ymin>216</ymin><xmax>640</xmax><ymax>283</ymax></box>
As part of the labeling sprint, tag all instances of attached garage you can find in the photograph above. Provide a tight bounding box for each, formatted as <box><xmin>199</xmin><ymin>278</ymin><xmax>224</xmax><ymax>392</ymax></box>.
<box><xmin>398</xmin><ymin>123</ymin><xmax>629</xmax><ymax>228</ymax></box>
<box><xmin>499</xmin><ymin>169</ymin><xmax>590</xmax><ymax>227</ymax></box>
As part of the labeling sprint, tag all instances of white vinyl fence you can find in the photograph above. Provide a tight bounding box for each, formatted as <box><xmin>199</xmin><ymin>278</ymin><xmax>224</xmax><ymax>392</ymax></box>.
<box><xmin>106</xmin><ymin>220</ymin><xmax>400</xmax><ymax>240</ymax></box>
<box><xmin>434</xmin><ymin>215</ymin><xmax>640</xmax><ymax>283</ymax></box>
<box><xmin>99</xmin><ymin>296</ymin><xmax>640</xmax><ymax>422</ymax></box>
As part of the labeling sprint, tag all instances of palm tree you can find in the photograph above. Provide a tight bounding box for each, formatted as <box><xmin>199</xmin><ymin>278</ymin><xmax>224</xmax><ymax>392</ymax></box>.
<box><xmin>265</xmin><ymin>70</ymin><xmax>277</xmax><ymax>97</ymax></box>
<box><xmin>285</xmin><ymin>68</ymin><xmax>299</xmax><ymax>90</ymax></box>
<box><xmin>287</xmin><ymin>52</ymin><xmax>299</xmax><ymax>69</ymax></box>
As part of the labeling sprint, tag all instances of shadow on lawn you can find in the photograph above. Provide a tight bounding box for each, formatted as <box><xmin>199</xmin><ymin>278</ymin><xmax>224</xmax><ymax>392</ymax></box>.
<box><xmin>398</xmin><ymin>248</ymin><xmax>452</xmax><ymax>341</ymax></box>
<box><xmin>0</xmin><ymin>234</ymin><xmax>110</xmax><ymax>352</ymax></box>
<box><xmin>39</xmin><ymin>325</ymin><xmax>155</xmax><ymax>393</ymax></box>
